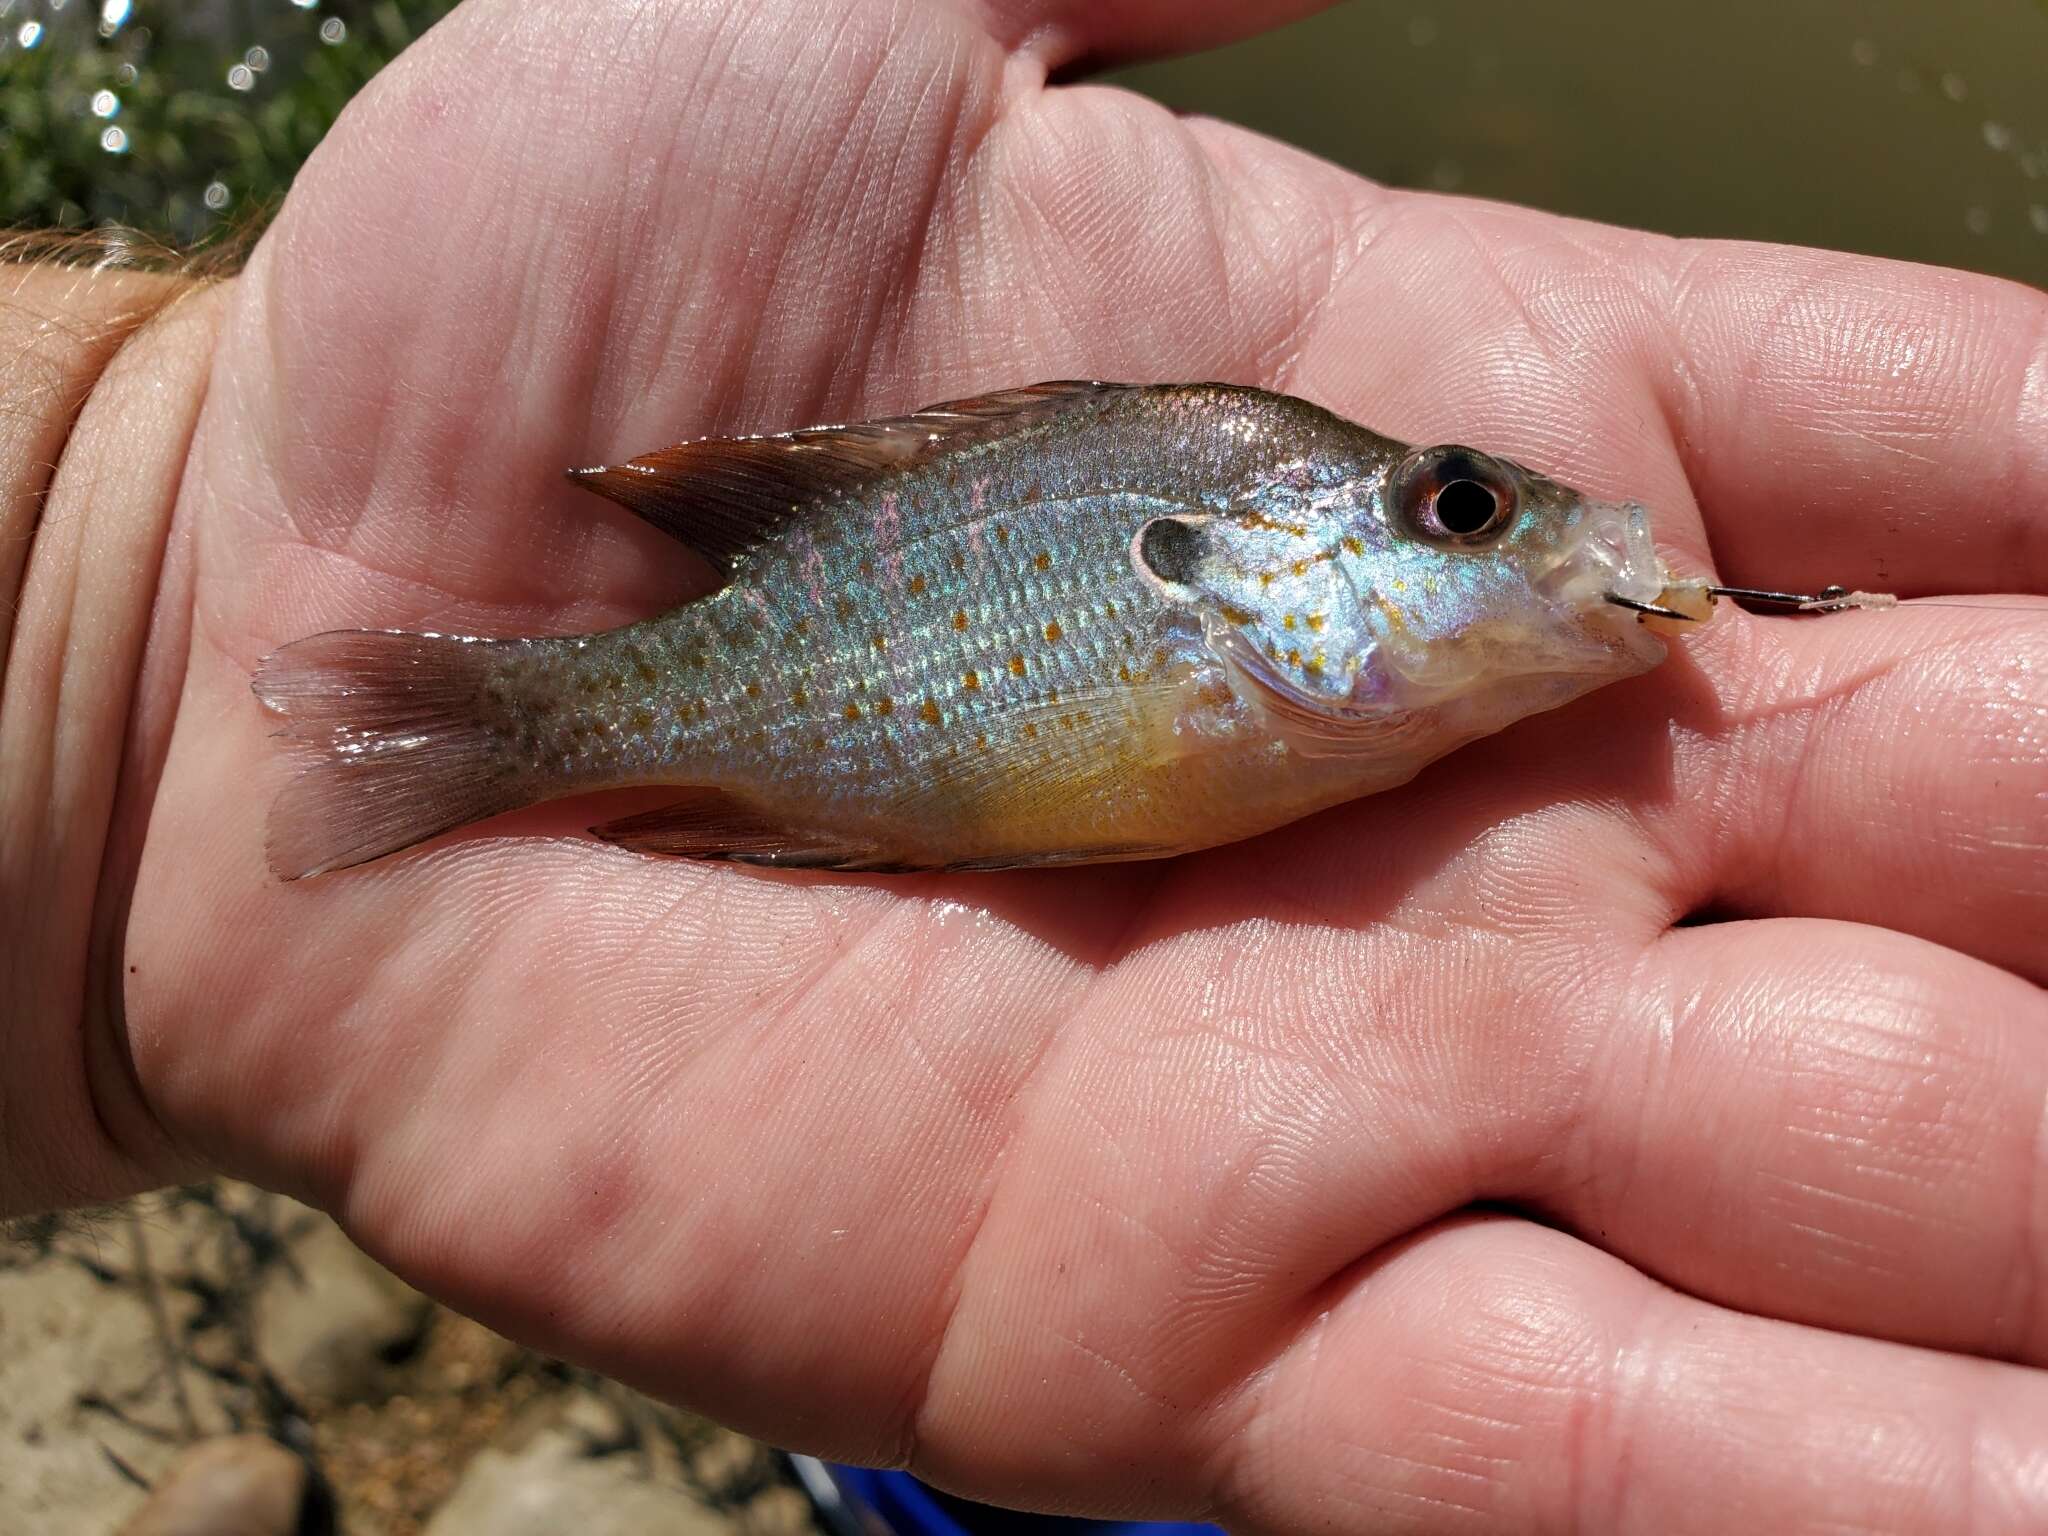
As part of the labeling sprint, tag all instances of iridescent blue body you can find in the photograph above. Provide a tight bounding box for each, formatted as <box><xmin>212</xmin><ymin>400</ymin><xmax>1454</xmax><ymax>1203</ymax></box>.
<box><xmin>254</xmin><ymin>383</ymin><xmax>1681</xmax><ymax>878</ymax></box>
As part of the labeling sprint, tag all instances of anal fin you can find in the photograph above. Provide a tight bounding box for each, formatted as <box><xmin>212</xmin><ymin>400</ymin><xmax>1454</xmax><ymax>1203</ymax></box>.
<box><xmin>590</xmin><ymin>789</ymin><xmax>898</xmax><ymax>871</ymax></box>
<box><xmin>590</xmin><ymin>793</ymin><xmax>1177</xmax><ymax>873</ymax></box>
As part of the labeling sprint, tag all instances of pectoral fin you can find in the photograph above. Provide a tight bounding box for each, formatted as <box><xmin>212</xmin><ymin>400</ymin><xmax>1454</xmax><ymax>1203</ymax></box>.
<box><xmin>1205</xmin><ymin>619</ymin><xmax>1427</xmax><ymax>761</ymax></box>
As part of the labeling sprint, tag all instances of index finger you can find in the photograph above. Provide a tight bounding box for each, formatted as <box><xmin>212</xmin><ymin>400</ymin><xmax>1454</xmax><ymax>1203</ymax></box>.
<box><xmin>1236</xmin><ymin>162</ymin><xmax>2045</xmax><ymax>599</ymax></box>
<box><xmin>1663</xmin><ymin>240</ymin><xmax>2048</xmax><ymax>598</ymax></box>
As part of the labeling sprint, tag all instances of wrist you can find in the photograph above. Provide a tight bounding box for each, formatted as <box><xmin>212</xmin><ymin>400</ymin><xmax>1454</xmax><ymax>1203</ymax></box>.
<box><xmin>1</xmin><ymin>247</ymin><xmax>229</xmax><ymax>1216</ymax></box>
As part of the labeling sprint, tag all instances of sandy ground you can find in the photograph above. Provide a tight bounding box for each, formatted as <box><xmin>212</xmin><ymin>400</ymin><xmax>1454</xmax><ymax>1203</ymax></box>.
<box><xmin>1</xmin><ymin>1181</ymin><xmax>825</xmax><ymax>1535</ymax></box>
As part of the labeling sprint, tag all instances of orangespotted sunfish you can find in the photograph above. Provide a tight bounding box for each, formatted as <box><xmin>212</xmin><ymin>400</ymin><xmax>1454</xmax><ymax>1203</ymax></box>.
<box><xmin>254</xmin><ymin>381</ymin><xmax>1888</xmax><ymax>879</ymax></box>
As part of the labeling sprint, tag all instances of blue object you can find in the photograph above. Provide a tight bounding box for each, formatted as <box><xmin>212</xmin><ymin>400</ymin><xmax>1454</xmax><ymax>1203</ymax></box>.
<box><xmin>791</xmin><ymin>1459</ymin><xmax>1227</xmax><ymax>1536</ymax></box>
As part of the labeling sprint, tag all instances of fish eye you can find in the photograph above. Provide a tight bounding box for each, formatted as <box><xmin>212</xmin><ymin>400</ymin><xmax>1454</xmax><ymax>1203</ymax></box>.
<box><xmin>1391</xmin><ymin>446</ymin><xmax>1519</xmax><ymax>548</ymax></box>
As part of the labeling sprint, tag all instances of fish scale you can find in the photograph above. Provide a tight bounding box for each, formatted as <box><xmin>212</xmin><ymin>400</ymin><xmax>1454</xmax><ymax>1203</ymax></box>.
<box><xmin>253</xmin><ymin>381</ymin><xmax>1683</xmax><ymax>878</ymax></box>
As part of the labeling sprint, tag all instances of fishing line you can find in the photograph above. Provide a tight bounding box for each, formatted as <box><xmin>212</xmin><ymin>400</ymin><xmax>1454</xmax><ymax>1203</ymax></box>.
<box><xmin>1609</xmin><ymin>585</ymin><xmax>2041</xmax><ymax>621</ymax></box>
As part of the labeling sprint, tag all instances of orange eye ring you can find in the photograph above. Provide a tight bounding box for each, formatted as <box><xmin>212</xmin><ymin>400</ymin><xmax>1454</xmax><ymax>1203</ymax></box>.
<box><xmin>1390</xmin><ymin>445</ymin><xmax>1519</xmax><ymax>548</ymax></box>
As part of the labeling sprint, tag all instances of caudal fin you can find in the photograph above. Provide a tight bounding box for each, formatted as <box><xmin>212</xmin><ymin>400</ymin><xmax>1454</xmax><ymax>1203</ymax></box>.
<box><xmin>252</xmin><ymin>630</ymin><xmax>528</xmax><ymax>880</ymax></box>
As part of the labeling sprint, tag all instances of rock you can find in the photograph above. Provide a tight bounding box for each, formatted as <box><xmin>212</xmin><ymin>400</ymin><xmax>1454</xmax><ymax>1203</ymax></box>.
<box><xmin>0</xmin><ymin>1200</ymin><xmax>238</xmax><ymax>1534</ymax></box>
<box><xmin>742</xmin><ymin>1484</ymin><xmax>818</xmax><ymax>1536</ymax></box>
<box><xmin>554</xmin><ymin>1387</ymin><xmax>634</xmax><ymax>1453</ymax></box>
<box><xmin>113</xmin><ymin>1434</ymin><xmax>316</xmax><ymax>1536</ymax></box>
<box><xmin>690</xmin><ymin>1427</ymin><xmax>768</xmax><ymax>1498</ymax></box>
<box><xmin>422</xmin><ymin>1402</ymin><xmax>736</xmax><ymax>1536</ymax></box>
<box><xmin>252</xmin><ymin>1217</ymin><xmax>433</xmax><ymax>1404</ymax></box>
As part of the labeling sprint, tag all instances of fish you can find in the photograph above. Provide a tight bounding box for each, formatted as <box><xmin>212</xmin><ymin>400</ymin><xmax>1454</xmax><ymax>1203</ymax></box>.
<box><xmin>250</xmin><ymin>380</ymin><xmax>1826</xmax><ymax>881</ymax></box>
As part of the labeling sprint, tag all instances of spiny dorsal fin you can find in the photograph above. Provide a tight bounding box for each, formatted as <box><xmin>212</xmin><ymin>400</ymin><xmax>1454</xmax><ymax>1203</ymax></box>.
<box><xmin>567</xmin><ymin>382</ymin><xmax>1133</xmax><ymax>571</ymax></box>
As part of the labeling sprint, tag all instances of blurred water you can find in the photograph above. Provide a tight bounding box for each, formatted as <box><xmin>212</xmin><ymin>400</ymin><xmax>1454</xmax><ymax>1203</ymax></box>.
<box><xmin>5</xmin><ymin>0</ymin><xmax>2045</xmax><ymax>285</ymax></box>
<box><xmin>1117</xmin><ymin>0</ymin><xmax>2048</xmax><ymax>287</ymax></box>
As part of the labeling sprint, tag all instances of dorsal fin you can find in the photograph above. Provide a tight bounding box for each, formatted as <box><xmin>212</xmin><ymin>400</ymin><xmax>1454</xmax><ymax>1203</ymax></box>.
<box><xmin>566</xmin><ymin>381</ymin><xmax>1131</xmax><ymax>571</ymax></box>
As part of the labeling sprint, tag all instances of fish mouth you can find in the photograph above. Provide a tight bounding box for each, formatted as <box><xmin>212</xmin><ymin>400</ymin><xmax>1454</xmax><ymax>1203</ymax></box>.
<box><xmin>1603</xmin><ymin>588</ymin><xmax>1713</xmax><ymax>628</ymax></box>
<box><xmin>1529</xmin><ymin>498</ymin><xmax>1682</xmax><ymax>659</ymax></box>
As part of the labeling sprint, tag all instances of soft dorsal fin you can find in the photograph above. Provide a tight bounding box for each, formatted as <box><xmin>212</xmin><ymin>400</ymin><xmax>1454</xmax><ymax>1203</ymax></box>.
<box><xmin>566</xmin><ymin>381</ymin><xmax>1132</xmax><ymax>572</ymax></box>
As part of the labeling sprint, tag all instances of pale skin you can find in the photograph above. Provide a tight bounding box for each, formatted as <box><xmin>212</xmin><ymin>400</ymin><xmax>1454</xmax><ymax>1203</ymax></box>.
<box><xmin>4</xmin><ymin>0</ymin><xmax>2046</xmax><ymax>1528</ymax></box>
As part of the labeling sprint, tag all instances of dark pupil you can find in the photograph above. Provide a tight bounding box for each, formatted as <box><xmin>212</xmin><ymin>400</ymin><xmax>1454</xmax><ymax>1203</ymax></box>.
<box><xmin>1434</xmin><ymin>478</ymin><xmax>1500</xmax><ymax>537</ymax></box>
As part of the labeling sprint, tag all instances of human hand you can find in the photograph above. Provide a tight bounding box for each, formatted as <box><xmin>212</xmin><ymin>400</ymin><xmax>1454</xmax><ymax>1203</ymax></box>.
<box><xmin>53</xmin><ymin>0</ymin><xmax>2048</xmax><ymax>1527</ymax></box>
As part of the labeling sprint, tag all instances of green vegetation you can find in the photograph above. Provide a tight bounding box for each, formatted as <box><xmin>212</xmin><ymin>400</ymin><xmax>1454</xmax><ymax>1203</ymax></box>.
<box><xmin>1</xmin><ymin>0</ymin><xmax>455</xmax><ymax>241</ymax></box>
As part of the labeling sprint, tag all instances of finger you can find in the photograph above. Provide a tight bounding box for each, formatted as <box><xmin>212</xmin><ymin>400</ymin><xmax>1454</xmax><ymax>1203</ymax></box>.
<box><xmin>1267</xmin><ymin>187</ymin><xmax>2048</xmax><ymax>598</ymax></box>
<box><xmin>1539</xmin><ymin>915</ymin><xmax>2048</xmax><ymax>1366</ymax></box>
<box><xmin>965</xmin><ymin>1</ymin><xmax>1342</xmax><ymax>72</ymax></box>
<box><xmin>1664</xmin><ymin>239</ymin><xmax>2048</xmax><ymax>598</ymax></box>
<box><xmin>1664</xmin><ymin>601</ymin><xmax>2048</xmax><ymax>982</ymax></box>
<box><xmin>1216</xmin><ymin>1214</ymin><xmax>2048</xmax><ymax>1536</ymax></box>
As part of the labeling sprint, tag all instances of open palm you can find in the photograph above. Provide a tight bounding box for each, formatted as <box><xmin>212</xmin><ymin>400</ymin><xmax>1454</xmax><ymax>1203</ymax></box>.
<box><xmin>122</xmin><ymin>1</ymin><xmax>2048</xmax><ymax>1528</ymax></box>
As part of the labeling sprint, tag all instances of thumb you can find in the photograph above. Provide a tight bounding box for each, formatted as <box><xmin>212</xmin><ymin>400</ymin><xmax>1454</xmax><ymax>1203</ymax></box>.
<box><xmin>971</xmin><ymin>0</ymin><xmax>1344</xmax><ymax>73</ymax></box>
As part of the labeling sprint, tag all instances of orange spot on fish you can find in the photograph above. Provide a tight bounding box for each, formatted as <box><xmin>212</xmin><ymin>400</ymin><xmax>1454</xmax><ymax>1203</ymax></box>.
<box><xmin>1343</xmin><ymin>536</ymin><xmax>1364</xmax><ymax>556</ymax></box>
<box><xmin>1283</xmin><ymin>614</ymin><xmax>1297</xmax><ymax>631</ymax></box>
<box><xmin>1306</xmin><ymin>613</ymin><xmax>1326</xmax><ymax>633</ymax></box>
<box><xmin>844</xmin><ymin>702</ymin><xmax>863</xmax><ymax>720</ymax></box>
<box><xmin>907</xmin><ymin>575</ymin><xmax>927</xmax><ymax>596</ymax></box>
<box><xmin>1043</xmin><ymin>620</ymin><xmax>1063</xmax><ymax>643</ymax></box>
<box><xmin>859</xmin><ymin>558</ymin><xmax>875</xmax><ymax>578</ymax></box>
<box><xmin>1220</xmin><ymin>604</ymin><xmax>1254</xmax><ymax>625</ymax></box>
<box><xmin>836</xmin><ymin>597</ymin><xmax>856</xmax><ymax>620</ymax></box>
<box><xmin>1009</xmin><ymin>655</ymin><xmax>1026</xmax><ymax>677</ymax></box>
<box><xmin>872</xmin><ymin>632</ymin><xmax>888</xmax><ymax>651</ymax></box>
<box><xmin>1291</xmin><ymin>560</ymin><xmax>1309</xmax><ymax>577</ymax></box>
<box><xmin>963</xmin><ymin>670</ymin><xmax>980</xmax><ymax>691</ymax></box>
<box><xmin>1023</xmin><ymin>722</ymin><xmax>1039</xmax><ymax>739</ymax></box>
<box><xmin>877</xmin><ymin>696</ymin><xmax>895</xmax><ymax>717</ymax></box>
<box><xmin>1243</xmin><ymin>510</ymin><xmax>1310</xmax><ymax>537</ymax></box>
<box><xmin>953</xmin><ymin>609</ymin><xmax>969</xmax><ymax>631</ymax></box>
<box><xmin>920</xmin><ymin>699</ymin><xmax>943</xmax><ymax>726</ymax></box>
<box><xmin>1287</xmin><ymin>648</ymin><xmax>1302</xmax><ymax>665</ymax></box>
<box><xmin>1259</xmin><ymin>572</ymin><xmax>1274</xmax><ymax>589</ymax></box>
<box><xmin>1033</xmin><ymin>552</ymin><xmax>1051</xmax><ymax>572</ymax></box>
<box><xmin>632</xmin><ymin>708</ymin><xmax>653</xmax><ymax>730</ymax></box>
<box><xmin>745</xmin><ymin>682</ymin><xmax>762</xmax><ymax>698</ymax></box>
<box><xmin>791</xmin><ymin>687</ymin><xmax>808</xmax><ymax>707</ymax></box>
<box><xmin>995</xmin><ymin>524</ymin><xmax>1010</xmax><ymax>544</ymax></box>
